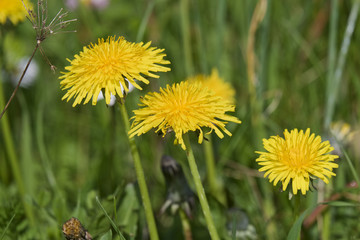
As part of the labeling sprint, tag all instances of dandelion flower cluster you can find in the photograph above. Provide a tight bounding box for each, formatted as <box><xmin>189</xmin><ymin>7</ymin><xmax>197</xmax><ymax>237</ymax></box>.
<box><xmin>255</xmin><ymin>128</ymin><xmax>339</xmax><ymax>195</ymax></box>
<box><xmin>187</xmin><ymin>68</ymin><xmax>235</xmax><ymax>104</ymax></box>
<box><xmin>60</xmin><ymin>36</ymin><xmax>171</xmax><ymax>106</ymax></box>
<box><xmin>0</xmin><ymin>0</ymin><xmax>32</xmax><ymax>25</ymax></box>
<box><xmin>129</xmin><ymin>81</ymin><xmax>241</xmax><ymax>150</ymax></box>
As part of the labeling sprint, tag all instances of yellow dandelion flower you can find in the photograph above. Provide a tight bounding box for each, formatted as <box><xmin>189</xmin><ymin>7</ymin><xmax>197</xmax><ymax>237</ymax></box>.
<box><xmin>255</xmin><ymin>128</ymin><xmax>339</xmax><ymax>195</ymax></box>
<box><xmin>129</xmin><ymin>81</ymin><xmax>241</xmax><ymax>150</ymax></box>
<box><xmin>0</xmin><ymin>0</ymin><xmax>32</xmax><ymax>25</ymax></box>
<box><xmin>187</xmin><ymin>68</ymin><xmax>235</xmax><ymax>104</ymax></box>
<box><xmin>59</xmin><ymin>36</ymin><xmax>171</xmax><ymax>107</ymax></box>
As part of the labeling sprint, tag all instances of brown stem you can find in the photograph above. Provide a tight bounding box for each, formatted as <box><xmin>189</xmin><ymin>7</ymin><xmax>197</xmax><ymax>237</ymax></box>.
<box><xmin>0</xmin><ymin>42</ymin><xmax>40</xmax><ymax>120</ymax></box>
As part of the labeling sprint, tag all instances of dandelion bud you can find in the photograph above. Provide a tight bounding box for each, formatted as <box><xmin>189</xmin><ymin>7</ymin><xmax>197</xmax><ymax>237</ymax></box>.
<box><xmin>160</xmin><ymin>155</ymin><xmax>195</xmax><ymax>219</ymax></box>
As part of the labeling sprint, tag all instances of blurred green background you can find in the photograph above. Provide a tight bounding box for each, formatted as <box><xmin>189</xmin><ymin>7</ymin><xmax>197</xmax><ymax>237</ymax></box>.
<box><xmin>1</xmin><ymin>0</ymin><xmax>360</xmax><ymax>239</ymax></box>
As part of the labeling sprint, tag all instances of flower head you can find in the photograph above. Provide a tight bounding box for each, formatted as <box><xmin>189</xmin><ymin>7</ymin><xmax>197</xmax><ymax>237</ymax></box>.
<box><xmin>62</xmin><ymin>217</ymin><xmax>92</xmax><ymax>240</ymax></box>
<box><xmin>60</xmin><ymin>36</ymin><xmax>171</xmax><ymax>107</ymax></box>
<box><xmin>160</xmin><ymin>155</ymin><xmax>195</xmax><ymax>219</ymax></box>
<box><xmin>187</xmin><ymin>68</ymin><xmax>235</xmax><ymax>104</ymax></box>
<box><xmin>129</xmin><ymin>81</ymin><xmax>241</xmax><ymax>150</ymax></box>
<box><xmin>255</xmin><ymin>128</ymin><xmax>339</xmax><ymax>195</ymax></box>
<box><xmin>0</xmin><ymin>0</ymin><xmax>32</xmax><ymax>25</ymax></box>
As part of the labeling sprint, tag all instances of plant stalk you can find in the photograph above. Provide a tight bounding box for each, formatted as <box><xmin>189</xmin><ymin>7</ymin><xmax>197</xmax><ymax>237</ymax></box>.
<box><xmin>118</xmin><ymin>102</ymin><xmax>159</xmax><ymax>240</ymax></box>
<box><xmin>293</xmin><ymin>194</ymin><xmax>301</xmax><ymax>240</ymax></box>
<box><xmin>183</xmin><ymin>134</ymin><xmax>219</xmax><ymax>240</ymax></box>
<box><xmin>180</xmin><ymin>0</ymin><xmax>194</xmax><ymax>76</ymax></box>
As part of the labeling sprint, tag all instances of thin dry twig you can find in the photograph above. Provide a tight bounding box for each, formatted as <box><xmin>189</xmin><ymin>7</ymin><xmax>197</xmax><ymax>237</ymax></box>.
<box><xmin>0</xmin><ymin>0</ymin><xmax>76</xmax><ymax>120</ymax></box>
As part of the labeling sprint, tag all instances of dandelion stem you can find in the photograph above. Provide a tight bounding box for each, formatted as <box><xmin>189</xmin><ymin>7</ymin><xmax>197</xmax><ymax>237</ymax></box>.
<box><xmin>118</xmin><ymin>102</ymin><xmax>159</xmax><ymax>240</ymax></box>
<box><xmin>183</xmin><ymin>134</ymin><xmax>219</xmax><ymax>240</ymax></box>
<box><xmin>293</xmin><ymin>194</ymin><xmax>301</xmax><ymax>240</ymax></box>
<box><xmin>204</xmin><ymin>136</ymin><xmax>226</xmax><ymax>205</ymax></box>
<box><xmin>204</xmin><ymin>138</ymin><xmax>216</xmax><ymax>194</ymax></box>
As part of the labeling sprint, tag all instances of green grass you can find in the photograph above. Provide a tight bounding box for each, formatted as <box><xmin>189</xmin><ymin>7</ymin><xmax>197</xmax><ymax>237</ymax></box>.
<box><xmin>1</xmin><ymin>0</ymin><xmax>360</xmax><ymax>239</ymax></box>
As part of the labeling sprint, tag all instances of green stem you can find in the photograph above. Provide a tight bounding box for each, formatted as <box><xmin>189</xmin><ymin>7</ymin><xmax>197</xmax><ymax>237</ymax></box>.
<box><xmin>204</xmin><ymin>138</ymin><xmax>216</xmax><ymax>195</ymax></box>
<box><xmin>293</xmin><ymin>194</ymin><xmax>301</xmax><ymax>240</ymax></box>
<box><xmin>180</xmin><ymin>0</ymin><xmax>194</xmax><ymax>76</ymax></box>
<box><xmin>136</xmin><ymin>0</ymin><xmax>156</xmax><ymax>42</ymax></box>
<box><xmin>0</xmin><ymin>27</ymin><xmax>35</xmax><ymax>227</ymax></box>
<box><xmin>179</xmin><ymin>209</ymin><xmax>192</xmax><ymax>240</ymax></box>
<box><xmin>293</xmin><ymin>194</ymin><xmax>301</xmax><ymax>221</ymax></box>
<box><xmin>118</xmin><ymin>102</ymin><xmax>159</xmax><ymax>240</ymax></box>
<box><xmin>204</xmin><ymin>136</ymin><xmax>226</xmax><ymax>205</ymax></box>
<box><xmin>322</xmin><ymin>210</ymin><xmax>331</xmax><ymax>240</ymax></box>
<box><xmin>183</xmin><ymin>134</ymin><xmax>219</xmax><ymax>240</ymax></box>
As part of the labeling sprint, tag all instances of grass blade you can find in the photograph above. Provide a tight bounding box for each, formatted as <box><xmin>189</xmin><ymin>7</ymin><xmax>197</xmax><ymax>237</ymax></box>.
<box><xmin>341</xmin><ymin>145</ymin><xmax>360</xmax><ymax>188</ymax></box>
<box><xmin>324</xmin><ymin>1</ymin><xmax>360</xmax><ymax>127</ymax></box>
<box><xmin>0</xmin><ymin>213</ymin><xmax>16</xmax><ymax>240</ymax></box>
<box><xmin>96</xmin><ymin>196</ymin><xmax>126</xmax><ymax>240</ymax></box>
<box><xmin>322</xmin><ymin>201</ymin><xmax>360</xmax><ymax>207</ymax></box>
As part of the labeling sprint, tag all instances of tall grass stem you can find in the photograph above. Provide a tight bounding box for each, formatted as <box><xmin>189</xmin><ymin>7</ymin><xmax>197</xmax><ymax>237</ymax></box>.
<box><xmin>136</xmin><ymin>0</ymin><xmax>155</xmax><ymax>42</ymax></box>
<box><xmin>324</xmin><ymin>0</ymin><xmax>359</xmax><ymax>128</ymax></box>
<box><xmin>246</xmin><ymin>0</ymin><xmax>267</xmax><ymax>149</ymax></box>
<box><xmin>180</xmin><ymin>0</ymin><xmax>194</xmax><ymax>76</ymax></box>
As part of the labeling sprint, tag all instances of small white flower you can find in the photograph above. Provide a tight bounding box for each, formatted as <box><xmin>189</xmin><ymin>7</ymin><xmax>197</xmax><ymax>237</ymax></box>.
<box><xmin>12</xmin><ymin>58</ymin><xmax>39</xmax><ymax>88</ymax></box>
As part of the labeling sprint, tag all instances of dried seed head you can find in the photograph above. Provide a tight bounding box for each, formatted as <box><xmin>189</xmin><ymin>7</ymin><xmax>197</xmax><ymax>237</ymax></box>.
<box><xmin>62</xmin><ymin>217</ymin><xmax>92</xmax><ymax>240</ymax></box>
<box><xmin>22</xmin><ymin>0</ymin><xmax>77</xmax><ymax>43</ymax></box>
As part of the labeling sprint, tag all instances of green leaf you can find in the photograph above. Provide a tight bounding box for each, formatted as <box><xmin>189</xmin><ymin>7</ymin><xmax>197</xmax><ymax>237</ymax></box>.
<box><xmin>117</xmin><ymin>183</ymin><xmax>139</xmax><ymax>237</ymax></box>
<box><xmin>287</xmin><ymin>205</ymin><xmax>316</xmax><ymax>240</ymax></box>
<box><xmin>341</xmin><ymin>146</ymin><xmax>360</xmax><ymax>188</ymax></box>
<box><xmin>322</xmin><ymin>201</ymin><xmax>360</xmax><ymax>207</ymax></box>
<box><xmin>99</xmin><ymin>229</ymin><xmax>112</xmax><ymax>240</ymax></box>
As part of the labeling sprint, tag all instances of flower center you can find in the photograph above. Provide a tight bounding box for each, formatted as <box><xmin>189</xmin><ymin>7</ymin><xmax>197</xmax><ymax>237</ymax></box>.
<box><xmin>281</xmin><ymin>147</ymin><xmax>309</xmax><ymax>170</ymax></box>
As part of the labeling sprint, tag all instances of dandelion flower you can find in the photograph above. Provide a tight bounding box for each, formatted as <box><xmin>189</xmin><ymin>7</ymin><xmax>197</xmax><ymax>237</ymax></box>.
<box><xmin>129</xmin><ymin>81</ymin><xmax>241</xmax><ymax>150</ymax></box>
<box><xmin>0</xmin><ymin>0</ymin><xmax>32</xmax><ymax>25</ymax></box>
<box><xmin>187</xmin><ymin>68</ymin><xmax>235</xmax><ymax>104</ymax></box>
<box><xmin>255</xmin><ymin>128</ymin><xmax>339</xmax><ymax>195</ymax></box>
<box><xmin>60</xmin><ymin>36</ymin><xmax>171</xmax><ymax>107</ymax></box>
